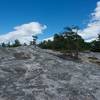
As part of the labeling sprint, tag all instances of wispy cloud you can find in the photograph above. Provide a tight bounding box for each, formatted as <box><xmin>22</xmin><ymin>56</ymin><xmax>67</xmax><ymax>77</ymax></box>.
<box><xmin>44</xmin><ymin>1</ymin><xmax>100</xmax><ymax>42</ymax></box>
<box><xmin>79</xmin><ymin>1</ymin><xmax>100</xmax><ymax>42</ymax></box>
<box><xmin>0</xmin><ymin>22</ymin><xmax>47</xmax><ymax>44</ymax></box>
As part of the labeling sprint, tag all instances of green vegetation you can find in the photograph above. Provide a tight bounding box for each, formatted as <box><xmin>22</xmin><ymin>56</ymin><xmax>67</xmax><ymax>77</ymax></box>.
<box><xmin>0</xmin><ymin>35</ymin><xmax>38</xmax><ymax>48</ymax></box>
<box><xmin>39</xmin><ymin>26</ymin><xmax>91</xmax><ymax>51</ymax></box>
<box><xmin>0</xmin><ymin>26</ymin><xmax>100</xmax><ymax>58</ymax></box>
<box><xmin>38</xmin><ymin>26</ymin><xmax>93</xmax><ymax>59</ymax></box>
<box><xmin>30</xmin><ymin>35</ymin><xmax>38</xmax><ymax>46</ymax></box>
<box><xmin>12</xmin><ymin>39</ymin><xmax>21</xmax><ymax>47</ymax></box>
<box><xmin>1</xmin><ymin>42</ymin><xmax>6</xmax><ymax>47</ymax></box>
<box><xmin>0</xmin><ymin>39</ymin><xmax>21</xmax><ymax>48</ymax></box>
<box><xmin>91</xmin><ymin>35</ymin><xmax>100</xmax><ymax>52</ymax></box>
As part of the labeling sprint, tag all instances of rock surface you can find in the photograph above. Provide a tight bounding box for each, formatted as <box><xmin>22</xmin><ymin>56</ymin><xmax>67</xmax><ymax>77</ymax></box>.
<box><xmin>0</xmin><ymin>46</ymin><xmax>100</xmax><ymax>100</ymax></box>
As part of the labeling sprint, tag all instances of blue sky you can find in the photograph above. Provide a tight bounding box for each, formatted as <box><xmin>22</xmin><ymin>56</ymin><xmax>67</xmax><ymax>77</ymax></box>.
<box><xmin>0</xmin><ymin>0</ymin><xmax>100</xmax><ymax>43</ymax></box>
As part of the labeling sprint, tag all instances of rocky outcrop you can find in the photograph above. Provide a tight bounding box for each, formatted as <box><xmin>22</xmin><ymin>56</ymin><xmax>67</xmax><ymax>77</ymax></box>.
<box><xmin>0</xmin><ymin>46</ymin><xmax>100</xmax><ymax>100</ymax></box>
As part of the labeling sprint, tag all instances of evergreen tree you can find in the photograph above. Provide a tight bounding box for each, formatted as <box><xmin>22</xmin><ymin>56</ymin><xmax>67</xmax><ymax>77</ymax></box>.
<box><xmin>1</xmin><ymin>42</ymin><xmax>6</xmax><ymax>47</ymax></box>
<box><xmin>7</xmin><ymin>42</ymin><xmax>11</xmax><ymax>47</ymax></box>
<box><xmin>53</xmin><ymin>34</ymin><xmax>65</xmax><ymax>50</ymax></box>
<box><xmin>39</xmin><ymin>25</ymin><xmax>92</xmax><ymax>56</ymax></box>
<box><xmin>13</xmin><ymin>39</ymin><xmax>21</xmax><ymax>47</ymax></box>
<box><xmin>91</xmin><ymin>34</ymin><xmax>100</xmax><ymax>52</ymax></box>
<box><xmin>62</xmin><ymin>26</ymin><xmax>82</xmax><ymax>59</ymax></box>
<box><xmin>31</xmin><ymin>35</ymin><xmax>38</xmax><ymax>47</ymax></box>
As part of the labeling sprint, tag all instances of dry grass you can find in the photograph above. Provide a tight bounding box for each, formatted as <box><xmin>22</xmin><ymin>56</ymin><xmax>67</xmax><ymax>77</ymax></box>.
<box><xmin>13</xmin><ymin>52</ymin><xmax>31</xmax><ymax>60</ymax></box>
<box><xmin>95</xmin><ymin>61</ymin><xmax>100</xmax><ymax>65</ymax></box>
<box><xmin>88</xmin><ymin>56</ymin><xmax>98</xmax><ymax>60</ymax></box>
<box><xmin>88</xmin><ymin>56</ymin><xmax>100</xmax><ymax>65</ymax></box>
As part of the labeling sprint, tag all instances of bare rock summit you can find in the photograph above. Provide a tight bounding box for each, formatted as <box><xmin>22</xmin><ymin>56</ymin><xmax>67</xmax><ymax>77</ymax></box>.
<box><xmin>0</xmin><ymin>46</ymin><xmax>100</xmax><ymax>100</ymax></box>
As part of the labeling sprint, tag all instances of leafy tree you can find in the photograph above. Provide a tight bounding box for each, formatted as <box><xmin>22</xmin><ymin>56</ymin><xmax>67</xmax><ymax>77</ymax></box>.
<box><xmin>62</xmin><ymin>26</ymin><xmax>82</xmax><ymax>59</ymax></box>
<box><xmin>32</xmin><ymin>35</ymin><xmax>38</xmax><ymax>45</ymax></box>
<box><xmin>7</xmin><ymin>42</ymin><xmax>11</xmax><ymax>47</ymax></box>
<box><xmin>91</xmin><ymin>34</ymin><xmax>100</xmax><ymax>52</ymax></box>
<box><xmin>46</xmin><ymin>40</ymin><xmax>53</xmax><ymax>49</ymax></box>
<box><xmin>53</xmin><ymin>34</ymin><xmax>65</xmax><ymax>50</ymax></box>
<box><xmin>38</xmin><ymin>41</ymin><xmax>47</xmax><ymax>49</ymax></box>
<box><xmin>23</xmin><ymin>43</ymin><xmax>27</xmax><ymax>46</ymax></box>
<box><xmin>1</xmin><ymin>42</ymin><xmax>6</xmax><ymax>47</ymax></box>
<box><xmin>98</xmin><ymin>34</ymin><xmax>100</xmax><ymax>41</ymax></box>
<box><xmin>30</xmin><ymin>35</ymin><xmax>38</xmax><ymax>47</ymax></box>
<box><xmin>38</xmin><ymin>40</ymin><xmax>53</xmax><ymax>49</ymax></box>
<box><xmin>30</xmin><ymin>41</ymin><xmax>33</xmax><ymax>45</ymax></box>
<box><xmin>39</xmin><ymin>25</ymin><xmax>92</xmax><ymax>57</ymax></box>
<box><xmin>13</xmin><ymin>39</ymin><xmax>21</xmax><ymax>47</ymax></box>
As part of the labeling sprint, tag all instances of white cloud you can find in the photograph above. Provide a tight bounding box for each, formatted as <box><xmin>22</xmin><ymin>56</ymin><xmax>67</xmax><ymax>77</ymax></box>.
<box><xmin>79</xmin><ymin>1</ymin><xmax>100</xmax><ymax>42</ymax></box>
<box><xmin>43</xmin><ymin>36</ymin><xmax>53</xmax><ymax>41</ymax></box>
<box><xmin>44</xmin><ymin>1</ymin><xmax>100</xmax><ymax>43</ymax></box>
<box><xmin>0</xmin><ymin>22</ymin><xmax>47</xmax><ymax>44</ymax></box>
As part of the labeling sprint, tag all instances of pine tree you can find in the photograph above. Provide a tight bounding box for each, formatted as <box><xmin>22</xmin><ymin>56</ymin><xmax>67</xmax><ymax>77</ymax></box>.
<box><xmin>13</xmin><ymin>39</ymin><xmax>21</xmax><ymax>47</ymax></box>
